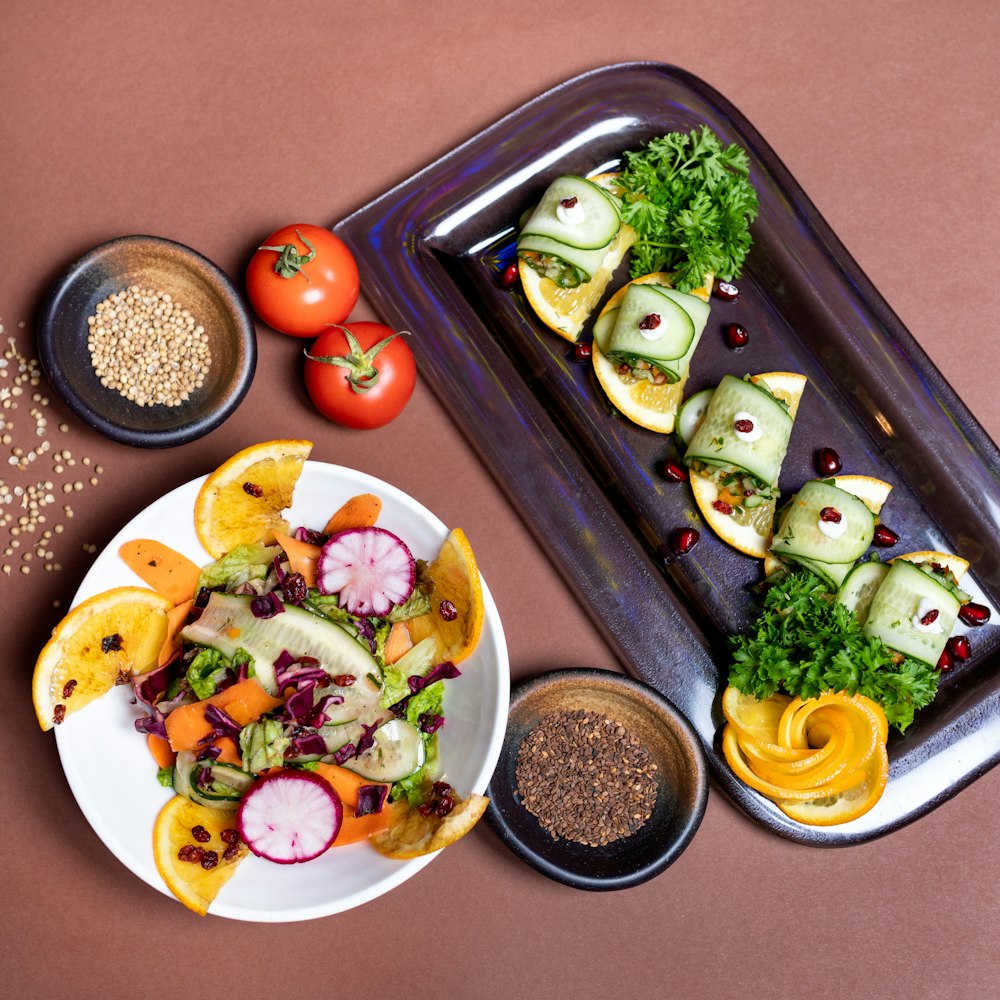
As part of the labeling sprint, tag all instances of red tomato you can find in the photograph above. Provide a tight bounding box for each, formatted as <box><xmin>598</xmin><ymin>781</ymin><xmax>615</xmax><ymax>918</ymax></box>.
<box><xmin>246</xmin><ymin>224</ymin><xmax>359</xmax><ymax>338</ymax></box>
<box><xmin>304</xmin><ymin>321</ymin><xmax>416</xmax><ymax>429</ymax></box>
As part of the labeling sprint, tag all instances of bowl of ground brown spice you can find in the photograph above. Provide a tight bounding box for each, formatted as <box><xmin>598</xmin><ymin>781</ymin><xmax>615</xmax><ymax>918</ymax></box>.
<box><xmin>37</xmin><ymin>235</ymin><xmax>256</xmax><ymax>447</ymax></box>
<box><xmin>486</xmin><ymin>668</ymin><xmax>708</xmax><ymax>890</ymax></box>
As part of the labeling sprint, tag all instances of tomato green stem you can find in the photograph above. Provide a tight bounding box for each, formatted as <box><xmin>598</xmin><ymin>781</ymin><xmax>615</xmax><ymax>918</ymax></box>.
<box><xmin>259</xmin><ymin>228</ymin><xmax>316</xmax><ymax>281</ymax></box>
<box><xmin>304</xmin><ymin>326</ymin><xmax>408</xmax><ymax>394</ymax></box>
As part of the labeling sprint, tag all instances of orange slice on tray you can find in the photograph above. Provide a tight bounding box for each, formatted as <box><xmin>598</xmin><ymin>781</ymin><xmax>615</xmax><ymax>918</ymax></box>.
<box><xmin>153</xmin><ymin>795</ymin><xmax>249</xmax><ymax>915</ymax></box>
<box><xmin>690</xmin><ymin>372</ymin><xmax>807</xmax><ymax>559</ymax></box>
<box><xmin>194</xmin><ymin>439</ymin><xmax>312</xmax><ymax>559</ymax></box>
<box><xmin>406</xmin><ymin>528</ymin><xmax>484</xmax><ymax>663</ymax></box>
<box><xmin>519</xmin><ymin>173</ymin><xmax>637</xmax><ymax>343</ymax></box>
<box><xmin>720</xmin><ymin>686</ymin><xmax>890</xmax><ymax>826</ymax></box>
<box><xmin>591</xmin><ymin>272</ymin><xmax>713</xmax><ymax>434</ymax></box>
<box><xmin>32</xmin><ymin>586</ymin><xmax>172</xmax><ymax>731</ymax></box>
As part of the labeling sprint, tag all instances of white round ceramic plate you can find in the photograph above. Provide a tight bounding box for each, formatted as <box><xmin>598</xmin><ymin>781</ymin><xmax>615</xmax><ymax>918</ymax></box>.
<box><xmin>54</xmin><ymin>462</ymin><xmax>510</xmax><ymax>921</ymax></box>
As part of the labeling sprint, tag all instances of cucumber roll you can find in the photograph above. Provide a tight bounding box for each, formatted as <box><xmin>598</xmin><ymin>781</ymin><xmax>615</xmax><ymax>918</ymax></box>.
<box><xmin>683</xmin><ymin>374</ymin><xmax>794</xmax><ymax>492</ymax></box>
<box><xmin>593</xmin><ymin>283</ymin><xmax>709</xmax><ymax>384</ymax></box>
<box><xmin>517</xmin><ymin>175</ymin><xmax>622</xmax><ymax>288</ymax></box>
<box><xmin>862</xmin><ymin>558</ymin><xmax>964</xmax><ymax>665</ymax></box>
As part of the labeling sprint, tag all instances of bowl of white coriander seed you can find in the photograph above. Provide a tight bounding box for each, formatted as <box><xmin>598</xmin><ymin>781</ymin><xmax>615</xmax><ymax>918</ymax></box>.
<box><xmin>37</xmin><ymin>235</ymin><xmax>256</xmax><ymax>447</ymax></box>
<box><xmin>486</xmin><ymin>668</ymin><xmax>709</xmax><ymax>890</ymax></box>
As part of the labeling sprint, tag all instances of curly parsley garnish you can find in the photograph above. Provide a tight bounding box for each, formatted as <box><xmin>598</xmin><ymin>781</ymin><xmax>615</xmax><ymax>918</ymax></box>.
<box><xmin>728</xmin><ymin>571</ymin><xmax>939</xmax><ymax>733</ymax></box>
<box><xmin>617</xmin><ymin>125</ymin><xmax>759</xmax><ymax>293</ymax></box>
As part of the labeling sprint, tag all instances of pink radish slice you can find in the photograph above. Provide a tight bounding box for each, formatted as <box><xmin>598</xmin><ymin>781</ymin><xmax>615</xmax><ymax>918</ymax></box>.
<box><xmin>317</xmin><ymin>526</ymin><xmax>416</xmax><ymax>617</ymax></box>
<box><xmin>237</xmin><ymin>771</ymin><xmax>342</xmax><ymax>864</ymax></box>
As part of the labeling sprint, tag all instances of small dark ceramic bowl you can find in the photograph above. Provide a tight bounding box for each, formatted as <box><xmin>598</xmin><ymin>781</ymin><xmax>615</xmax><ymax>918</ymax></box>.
<box><xmin>486</xmin><ymin>668</ymin><xmax>708</xmax><ymax>891</ymax></box>
<box><xmin>37</xmin><ymin>235</ymin><xmax>256</xmax><ymax>447</ymax></box>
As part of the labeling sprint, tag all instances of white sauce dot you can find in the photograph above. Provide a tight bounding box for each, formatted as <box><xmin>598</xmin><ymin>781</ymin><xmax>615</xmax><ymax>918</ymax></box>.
<box><xmin>817</xmin><ymin>513</ymin><xmax>847</xmax><ymax>539</ymax></box>
<box><xmin>556</xmin><ymin>200</ymin><xmax>586</xmax><ymax>227</ymax></box>
<box><xmin>733</xmin><ymin>411</ymin><xmax>763</xmax><ymax>443</ymax></box>
<box><xmin>912</xmin><ymin>597</ymin><xmax>943</xmax><ymax>633</ymax></box>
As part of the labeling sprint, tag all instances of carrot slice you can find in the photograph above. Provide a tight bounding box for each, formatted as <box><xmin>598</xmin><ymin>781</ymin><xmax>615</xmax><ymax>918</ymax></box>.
<box><xmin>384</xmin><ymin>621</ymin><xmax>413</xmax><ymax>664</ymax></box>
<box><xmin>119</xmin><ymin>539</ymin><xmax>202</xmax><ymax>605</ymax></box>
<box><xmin>212</xmin><ymin>736</ymin><xmax>243</xmax><ymax>766</ymax></box>
<box><xmin>274</xmin><ymin>531</ymin><xmax>320</xmax><ymax>589</ymax></box>
<box><xmin>147</xmin><ymin>734</ymin><xmax>176</xmax><ymax>769</ymax></box>
<box><xmin>323</xmin><ymin>493</ymin><xmax>382</xmax><ymax>535</ymax></box>
<box><xmin>158</xmin><ymin>599</ymin><xmax>194</xmax><ymax>667</ymax></box>
<box><xmin>312</xmin><ymin>762</ymin><xmax>392</xmax><ymax>845</ymax></box>
<box><xmin>165</xmin><ymin>678</ymin><xmax>283</xmax><ymax>752</ymax></box>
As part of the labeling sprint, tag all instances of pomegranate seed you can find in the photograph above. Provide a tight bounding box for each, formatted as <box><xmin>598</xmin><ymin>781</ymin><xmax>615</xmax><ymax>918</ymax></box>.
<box><xmin>178</xmin><ymin>844</ymin><xmax>204</xmax><ymax>863</ymax></box>
<box><xmin>200</xmin><ymin>851</ymin><xmax>220</xmax><ymax>870</ymax></box>
<box><xmin>815</xmin><ymin>447</ymin><xmax>842</xmax><ymax>476</ymax></box>
<box><xmin>946</xmin><ymin>635</ymin><xmax>972</xmax><ymax>661</ymax></box>
<box><xmin>53</xmin><ymin>704</ymin><xmax>66</xmax><ymax>725</ymax></box>
<box><xmin>242</xmin><ymin>481</ymin><xmax>264</xmax><ymax>497</ymax></box>
<box><xmin>661</xmin><ymin>461</ymin><xmax>689</xmax><ymax>483</ymax></box>
<box><xmin>733</xmin><ymin>418</ymin><xmax>754</xmax><ymax>434</ymax></box>
<box><xmin>958</xmin><ymin>602</ymin><xmax>991</xmax><ymax>626</ymax></box>
<box><xmin>937</xmin><ymin>647</ymin><xmax>953</xmax><ymax>671</ymax></box>
<box><xmin>220</xmin><ymin>828</ymin><xmax>240</xmax><ymax>845</ymax></box>
<box><xmin>920</xmin><ymin>608</ymin><xmax>940</xmax><ymax>627</ymax></box>
<box><xmin>559</xmin><ymin>196</ymin><xmax>578</xmax><ymax>209</ymax></box>
<box><xmin>222</xmin><ymin>844</ymin><xmax>241</xmax><ymax>862</ymax></box>
<box><xmin>724</xmin><ymin>323</ymin><xmax>749</xmax><ymax>349</ymax></box>
<box><xmin>670</xmin><ymin>528</ymin><xmax>700</xmax><ymax>555</ymax></box>
<box><xmin>573</xmin><ymin>342</ymin><xmax>592</xmax><ymax>363</ymax></box>
<box><xmin>418</xmin><ymin>803</ymin><xmax>434</xmax><ymax>817</ymax></box>
<box><xmin>712</xmin><ymin>499</ymin><xmax>734</xmax><ymax>516</ymax></box>
<box><xmin>713</xmin><ymin>280</ymin><xmax>740</xmax><ymax>301</ymax></box>
<box><xmin>62</xmin><ymin>679</ymin><xmax>78</xmax><ymax>699</ymax></box>
<box><xmin>639</xmin><ymin>313</ymin><xmax>661</xmax><ymax>331</ymax></box>
<box><xmin>872</xmin><ymin>525</ymin><xmax>899</xmax><ymax>548</ymax></box>
<box><xmin>499</xmin><ymin>263</ymin><xmax>518</xmax><ymax>288</ymax></box>
<box><xmin>191</xmin><ymin>824</ymin><xmax>211</xmax><ymax>843</ymax></box>
<box><xmin>819</xmin><ymin>506</ymin><xmax>842</xmax><ymax>524</ymax></box>
<box><xmin>332</xmin><ymin>674</ymin><xmax>356</xmax><ymax>686</ymax></box>
<box><xmin>102</xmin><ymin>633</ymin><xmax>123</xmax><ymax>653</ymax></box>
<box><xmin>439</xmin><ymin>600</ymin><xmax>458</xmax><ymax>621</ymax></box>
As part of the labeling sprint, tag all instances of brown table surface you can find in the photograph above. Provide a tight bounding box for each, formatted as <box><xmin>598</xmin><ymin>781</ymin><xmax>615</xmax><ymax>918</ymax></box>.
<box><xmin>4</xmin><ymin>3</ymin><xmax>999</xmax><ymax>997</ymax></box>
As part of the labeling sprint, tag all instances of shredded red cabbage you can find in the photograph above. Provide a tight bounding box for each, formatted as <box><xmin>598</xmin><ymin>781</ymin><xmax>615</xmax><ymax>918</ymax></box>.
<box><xmin>354</xmin><ymin>617</ymin><xmax>377</xmax><ymax>655</ymax></box>
<box><xmin>274</xmin><ymin>653</ymin><xmax>329</xmax><ymax>691</ymax></box>
<box><xmin>197</xmin><ymin>743</ymin><xmax>223</xmax><ymax>761</ymax></box>
<box><xmin>203</xmin><ymin>703</ymin><xmax>243</xmax><ymax>739</ymax></box>
<box><xmin>355</xmin><ymin>720</ymin><xmax>379</xmax><ymax>757</ymax></box>
<box><xmin>133</xmin><ymin>710</ymin><xmax>168</xmax><ymax>740</ymax></box>
<box><xmin>309</xmin><ymin>693</ymin><xmax>344</xmax><ymax>728</ymax></box>
<box><xmin>294</xmin><ymin>526</ymin><xmax>327</xmax><ymax>546</ymax></box>
<box><xmin>407</xmin><ymin>661</ymin><xmax>461</xmax><ymax>695</ymax></box>
<box><xmin>250</xmin><ymin>592</ymin><xmax>285</xmax><ymax>619</ymax></box>
<box><xmin>418</xmin><ymin>713</ymin><xmax>445</xmax><ymax>734</ymax></box>
<box><xmin>133</xmin><ymin>661</ymin><xmax>173</xmax><ymax>709</ymax></box>
<box><xmin>284</xmin><ymin>683</ymin><xmax>319</xmax><ymax>725</ymax></box>
<box><xmin>286</xmin><ymin>731</ymin><xmax>328</xmax><ymax>758</ymax></box>
<box><xmin>355</xmin><ymin>783</ymin><xmax>389</xmax><ymax>817</ymax></box>
<box><xmin>333</xmin><ymin>742</ymin><xmax>357</xmax><ymax>765</ymax></box>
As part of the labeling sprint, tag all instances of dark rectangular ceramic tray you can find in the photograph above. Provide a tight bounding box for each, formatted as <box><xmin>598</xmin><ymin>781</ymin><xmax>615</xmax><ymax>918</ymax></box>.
<box><xmin>335</xmin><ymin>62</ymin><xmax>1000</xmax><ymax>845</ymax></box>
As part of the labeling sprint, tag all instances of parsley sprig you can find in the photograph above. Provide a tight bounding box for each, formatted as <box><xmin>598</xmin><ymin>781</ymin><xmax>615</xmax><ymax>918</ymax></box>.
<box><xmin>617</xmin><ymin>125</ymin><xmax>759</xmax><ymax>292</ymax></box>
<box><xmin>727</xmin><ymin>571</ymin><xmax>940</xmax><ymax>733</ymax></box>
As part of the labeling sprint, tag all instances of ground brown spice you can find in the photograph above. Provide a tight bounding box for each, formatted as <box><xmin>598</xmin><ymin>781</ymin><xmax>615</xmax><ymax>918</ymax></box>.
<box><xmin>514</xmin><ymin>708</ymin><xmax>658</xmax><ymax>847</ymax></box>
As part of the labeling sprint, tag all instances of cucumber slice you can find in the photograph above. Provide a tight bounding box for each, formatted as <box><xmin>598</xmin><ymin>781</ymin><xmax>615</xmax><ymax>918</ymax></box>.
<box><xmin>316</xmin><ymin>672</ymin><xmax>382</xmax><ymax>726</ymax></box>
<box><xmin>317</xmin><ymin>710</ymin><xmax>392</xmax><ymax>757</ymax></box>
<box><xmin>340</xmin><ymin>718</ymin><xmax>426</xmax><ymax>782</ymax></box>
<box><xmin>676</xmin><ymin>388</ymin><xmax>714</xmax><ymax>448</ymax></box>
<box><xmin>518</xmin><ymin>175</ymin><xmax>621</xmax><ymax>250</ymax></box>
<box><xmin>782</xmin><ymin>554</ymin><xmax>854</xmax><ymax>592</ymax></box>
<box><xmin>863</xmin><ymin>558</ymin><xmax>961</xmax><ymax>664</ymax></box>
<box><xmin>769</xmin><ymin>480</ymin><xmax>875</xmax><ymax>565</ymax></box>
<box><xmin>836</xmin><ymin>560</ymin><xmax>890</xmax><ymax>625</ymax></box>
<box><xmin>683</xmin><ymin>375</ymin><xmax>794</xmax><ymax>487</ymax></box>
<box><xmin>182</xmin><ymin>593</ymin><xmax>379</xmax><ymax>697</ymax></box>
<box><xmin>173</xmin><ymin>751</ymin><xmax>252</xmax><ymax>810</ymax></box>
<box><xmin>592</xmin><ymin>307</ymin><xmax>618</xmax><ymax>355</ymax></box>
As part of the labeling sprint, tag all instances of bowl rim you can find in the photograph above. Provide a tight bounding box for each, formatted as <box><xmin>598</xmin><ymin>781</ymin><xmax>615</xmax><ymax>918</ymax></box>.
<box><xmin>36</xmin><ymin>234</ymin><xmax>257</xmax><ymax>448</ymax></box>
<box><xmin>485</xmin><ymin>666</ymin><xmax>709</xmax><ymax>891</ymax></box>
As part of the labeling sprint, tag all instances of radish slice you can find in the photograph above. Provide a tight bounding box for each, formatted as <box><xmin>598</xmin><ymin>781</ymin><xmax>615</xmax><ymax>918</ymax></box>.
<box><xmin>317</xmin><ymin>526</ymin><xmax>416</xmax><ymax>617</ymax></box>
<box><xmin>237</xmin><ymin>771</ymin><xmax>342</xmax><ymax>864</ymax></box>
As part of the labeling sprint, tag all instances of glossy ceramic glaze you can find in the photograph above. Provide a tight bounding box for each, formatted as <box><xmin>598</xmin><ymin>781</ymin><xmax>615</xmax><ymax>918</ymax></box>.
<box><xmin>486</xmin><ymin>669</ymin><xmax>707</xmax><ymax>890</ymax></box>
<box><xmin>335</xmin><ymin>62</ymin><xmax>1000</xmax><ymax>844</ymax></box>
<box><xmin>37</xmin><ymin>235</ymin><xmax>256</xmax><ymax>447</ymax></box>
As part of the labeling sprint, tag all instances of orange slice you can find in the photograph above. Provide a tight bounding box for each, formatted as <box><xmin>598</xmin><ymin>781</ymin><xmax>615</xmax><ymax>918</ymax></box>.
<box><xmin>519</xmin><ymin>173</ymin><xmax>637</xmax><ymax>343</ymax></box>
<box><xmin>406</xmin><ymin>528</ymin><xmax>484</xmax><ymax>663</ymax></box>
<box><xmin>776</xmin><ymin>743</ymin><xmax>889</xmax><ymax>826</ymax></box>
<box><xmin>591</xmin><ymin>272</ymin><xmax>713</xmax><ymax>434</ymax></box>
<box><xmin>690</xmin><ymin>372</ymin><xmax>807</xmax><ymax>558</ymax></box>
<box><xmin>370</xmin><ymin>792</ymin><xmax>489</xmax><ymax>859</ymax></box>
<box><xmin>32</xmin><ymin>586</ymin><xmax>172</xmax><ymax>731</ymax></box>
<box><xmin>891</xmin><ymin>550</ymin><xmax>970</xmax><ymax>582</ymax></box>
<box><xmin>193</xmin><ymin>439</ymin><xmax>312</xmax><ymax>559</ymax></box>
<box><xmin>153</xmin><ymin>795</ymin><xmax>249</xmax><ymax>915</ymax></box>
